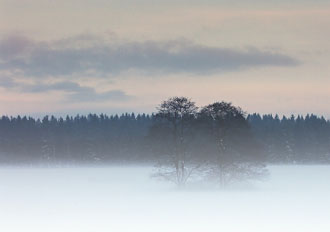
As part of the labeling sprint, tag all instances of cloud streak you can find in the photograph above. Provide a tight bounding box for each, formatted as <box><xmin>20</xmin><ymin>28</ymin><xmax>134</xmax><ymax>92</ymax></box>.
<box><xmin>0</xmin><ymin>34</ymin><xmax>299</xmax><ymax>77</ymax></box>
<box><xmin>0</xmin><ymin>77</ymin><xmax>130</xmax><ymax>102</ymax></box>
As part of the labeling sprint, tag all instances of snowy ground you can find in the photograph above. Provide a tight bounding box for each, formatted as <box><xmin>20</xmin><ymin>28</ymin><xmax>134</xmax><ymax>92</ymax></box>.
<box><xmin>0</xmin><ymin>165</ymin><xmax>329</xmax><ymax>232</ymax></box>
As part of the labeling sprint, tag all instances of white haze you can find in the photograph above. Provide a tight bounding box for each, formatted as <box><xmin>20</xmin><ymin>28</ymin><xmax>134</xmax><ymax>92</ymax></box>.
<box><xmin>0</xmin><ymin>165</ymin><xmax>329</xmax><ymax>232</ymax></box>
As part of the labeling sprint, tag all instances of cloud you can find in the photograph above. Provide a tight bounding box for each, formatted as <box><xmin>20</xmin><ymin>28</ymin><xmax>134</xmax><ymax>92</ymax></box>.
<box><xmin>0</xmin><ymin>34</ymin><xmax>34</xmax><ymax>58</ymax></box>
<box><xmin>0</xmin><ymin>33</ymin><xmax>299</xmax><ymax>77</ymax></box>
<box><xmin>0</xmin><ymin>77</ymin><xmax>130</xmax><ymax>102</ymax></box>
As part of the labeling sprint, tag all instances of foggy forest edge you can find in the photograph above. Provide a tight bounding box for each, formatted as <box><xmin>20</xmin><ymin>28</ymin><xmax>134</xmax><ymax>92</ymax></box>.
<box><xmin>0</xmin><ymin>97</ymin><xmax>328</xmax><ymax>166</ymax></box>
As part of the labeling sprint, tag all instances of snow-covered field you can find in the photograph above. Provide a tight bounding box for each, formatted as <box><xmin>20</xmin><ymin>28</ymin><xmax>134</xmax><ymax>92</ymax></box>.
<box><xmin>0</xmin><ymin>165</ymin><xmax>329</xmax><ymax>232</ymax></box>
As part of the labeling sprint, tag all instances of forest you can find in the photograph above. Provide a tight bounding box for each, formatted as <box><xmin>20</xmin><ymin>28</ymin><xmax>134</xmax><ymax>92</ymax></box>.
<box><xmin>0</xmin><ymin>97</ymin><xmax>329</xmax><ymax>166</ymax></box>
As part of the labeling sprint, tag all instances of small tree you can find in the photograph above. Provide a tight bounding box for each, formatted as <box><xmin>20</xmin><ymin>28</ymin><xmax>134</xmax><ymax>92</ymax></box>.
<box><xmin>150</xmin><ymin>97</ymin><xmax>198</xmax><ymax>186</ymax></box>
<box><xmin>199</xmin><ymin>102</ymin><xmax>268</xmax><ymax>187</ymax></box>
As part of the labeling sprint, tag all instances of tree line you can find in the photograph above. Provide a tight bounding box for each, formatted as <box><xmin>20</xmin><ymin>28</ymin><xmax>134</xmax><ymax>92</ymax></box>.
<box><xmin>0</xmin><ymin>97</ymin><xmax>329</xmax><ymax>168</ymax></box>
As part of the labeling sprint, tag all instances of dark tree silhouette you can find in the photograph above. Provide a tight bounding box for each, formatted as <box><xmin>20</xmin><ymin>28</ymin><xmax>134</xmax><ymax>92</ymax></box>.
<box><xmin>151</xmin><ymin>97</ymin><xmax>199</xmax><ymax>186</ymax></box>
<box><xmin>199</xmin><ymin>102</ymin><xmax>268</xmax><ymax>186</ymax></box>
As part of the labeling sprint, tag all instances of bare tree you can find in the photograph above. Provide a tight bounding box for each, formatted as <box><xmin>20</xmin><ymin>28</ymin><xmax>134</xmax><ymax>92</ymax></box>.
<box><xmin>151</xmin><ymin>97</ymin><xmax>199</xmax><ymax>186</ymax></box>
<box><xmin>199</xmin><ymin>102</ymin><xmax>268</xmax><ymax>187</ymax></box>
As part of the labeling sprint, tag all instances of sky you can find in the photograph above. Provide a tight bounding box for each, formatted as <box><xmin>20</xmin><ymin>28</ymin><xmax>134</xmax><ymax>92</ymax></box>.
<box><xmin>0</xmin><ymin>0</ymin><xmax>330</xmax><ymax>117</ymax></box>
